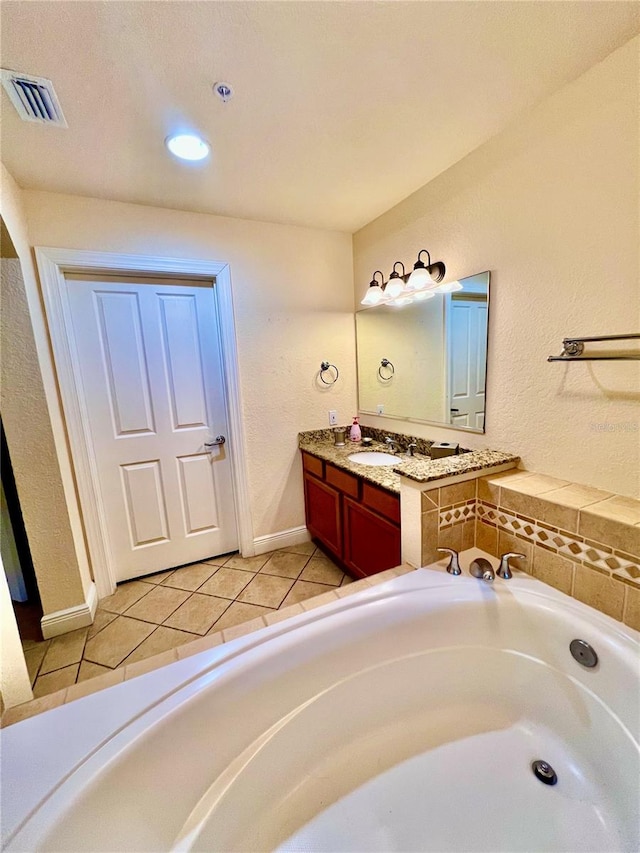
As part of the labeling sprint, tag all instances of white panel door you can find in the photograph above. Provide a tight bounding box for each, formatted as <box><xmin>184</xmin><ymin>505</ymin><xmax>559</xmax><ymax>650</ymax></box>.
<box><xmin>66</xmin><ymin>275</ymin><xmax>238</xmax><ymax>582</ymax></box>
<box><xmin>448</xmin><ymin>299</ymin><xmax>488</xmax><ymax>428</ymax></box>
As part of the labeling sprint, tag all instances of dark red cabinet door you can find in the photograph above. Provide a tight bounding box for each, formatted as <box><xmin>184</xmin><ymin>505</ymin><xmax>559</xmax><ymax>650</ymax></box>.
<box><xmin>342</xmin><ymin>496</ymin><xmax>401</xmax><ymax>578</ymax></box>
<box><xmin>303</xmin><ymin>473</ymin><xmax>342</xmax><ymax>558</ymax></box>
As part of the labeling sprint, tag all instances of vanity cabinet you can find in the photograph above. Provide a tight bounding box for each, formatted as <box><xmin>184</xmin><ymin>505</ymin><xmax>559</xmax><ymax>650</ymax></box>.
<box><xmin>302</xmin><ymin>451</ymin><xmax>401</xmax><ymax>578</ymax></box>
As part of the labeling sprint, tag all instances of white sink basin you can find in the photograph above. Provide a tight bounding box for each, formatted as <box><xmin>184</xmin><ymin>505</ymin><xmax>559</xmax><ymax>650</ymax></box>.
<box><xmin>347</xmin><ymin>451</ymin><xmax>399</xmax><ymax>466</ymax></box>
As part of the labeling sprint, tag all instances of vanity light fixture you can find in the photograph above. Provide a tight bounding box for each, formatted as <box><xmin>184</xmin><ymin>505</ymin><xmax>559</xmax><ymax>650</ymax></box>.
<box><xmin>361</xmin><ymin>271</ymin><xmax>386</xmax><ymax>306</ymax></box>
<box><xmin>165</xmin><ymin>132</ymin><xmax>210</xmax><ymax>161</ymax></box>
<box><xmin>360</xmin><ymin>248</ymin><xmax>461</xmax><ymax>307</ymax></box>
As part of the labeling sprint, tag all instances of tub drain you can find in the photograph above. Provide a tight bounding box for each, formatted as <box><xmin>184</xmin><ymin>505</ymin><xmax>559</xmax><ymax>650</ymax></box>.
<box><xmin>532</xmin><ymin>760</ymin><xmax>558</xmax><ymax>785</ymax></box>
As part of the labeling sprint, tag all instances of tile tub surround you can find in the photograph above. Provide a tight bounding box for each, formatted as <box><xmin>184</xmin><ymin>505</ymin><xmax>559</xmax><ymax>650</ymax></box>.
<box><xmin>2</xmin><ymin>563</ymin><xmax>415</xmax><ymax>729</ymax></box>
<box><xmin>424</xmin><ymin>469</ymin><xmax>640</xmax><ymax>631</ymax></box>
<box><xmin>298</xmin><ymin>429</ymin><xmax>520</xmax><ymax>492</ymax></box>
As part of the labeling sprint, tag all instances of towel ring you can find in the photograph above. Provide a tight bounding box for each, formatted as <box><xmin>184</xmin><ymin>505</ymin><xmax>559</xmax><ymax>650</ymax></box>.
<box><xmin>378</xmin><ymin>358</ymin><xmax>395</xmax><ymax>380</ymax></box>
<box><xmin>319</xmin><ymin>361</ymin><xmax>339</xmax><ymax>385</ymax></box>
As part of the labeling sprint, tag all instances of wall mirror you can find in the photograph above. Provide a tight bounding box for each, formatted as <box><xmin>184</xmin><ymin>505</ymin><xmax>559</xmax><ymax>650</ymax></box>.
<box><xmin>355</xmin><ymin>271</ymin><xmax>490</xmax><ymax>433</ymax></box>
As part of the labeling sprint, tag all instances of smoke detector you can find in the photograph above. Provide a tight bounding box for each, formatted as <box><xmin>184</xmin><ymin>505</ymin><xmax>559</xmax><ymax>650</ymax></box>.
<box><xmin>1</xmin><ymin>69</ymin><xmax>67</xmax><ymax>127</ymax></box>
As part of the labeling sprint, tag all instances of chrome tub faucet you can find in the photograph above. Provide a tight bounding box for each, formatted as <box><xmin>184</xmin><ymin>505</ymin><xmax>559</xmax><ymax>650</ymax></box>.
<box><xmin>438</xmin><ymin>548</ymin><xmax>462</xmax><ymax>575</ymax></box>
<box><xmin>497</xmin><ymin>552</ymin><xmax>526</xmax><ymax>580</ymax></box>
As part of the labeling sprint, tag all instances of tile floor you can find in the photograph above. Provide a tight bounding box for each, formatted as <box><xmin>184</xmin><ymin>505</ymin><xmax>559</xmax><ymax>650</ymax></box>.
<box><xmin>22</xmin><ymin>543</ymin><xmax>353</xmax><ymax>699</ymax></box>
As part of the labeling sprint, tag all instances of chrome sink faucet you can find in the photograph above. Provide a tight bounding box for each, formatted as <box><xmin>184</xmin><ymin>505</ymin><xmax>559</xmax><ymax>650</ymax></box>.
<box><xmin>406</xmin><ymin>442</ymin><xmax>418</xmax><ymax>457</ymax></box>
<box><xmin>385</xmin><ymin>436</ymin><xmax>399</xmax><ymax>452</ymax></box>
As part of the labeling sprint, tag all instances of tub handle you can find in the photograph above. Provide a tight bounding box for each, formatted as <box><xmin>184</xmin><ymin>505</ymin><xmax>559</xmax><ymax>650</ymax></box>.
<box><xmin>497</xmin><ymin>552</ymin><xmax>525</xmax><ymax>580</ymax></box>
<box><xmin>437</xmin><ymin>548</ymin><xmax>462</xmax><ymax>576</ymax></box>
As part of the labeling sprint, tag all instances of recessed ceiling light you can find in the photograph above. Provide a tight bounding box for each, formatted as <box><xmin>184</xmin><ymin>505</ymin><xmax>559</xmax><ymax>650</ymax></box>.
<box><xmin>165</xmin><ymin>133</ymin><xmax>210</xmax><ymax>162</ymax></box>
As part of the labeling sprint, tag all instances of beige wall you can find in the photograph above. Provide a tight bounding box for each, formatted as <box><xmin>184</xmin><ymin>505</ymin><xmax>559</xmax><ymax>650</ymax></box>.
<box><xmin>21</xmin><ymin>190</ymin><xmax>356</xmax><ymax>541</ymax></box>
<box><xmin>1</xmin><ymin>166</ymin><xmax>92</xmax><ymax>615</ymax></box>
<box><xmin>354</xmin><ymin>37</ymin><xmax>640</xmax><ymax>498</ymax></box>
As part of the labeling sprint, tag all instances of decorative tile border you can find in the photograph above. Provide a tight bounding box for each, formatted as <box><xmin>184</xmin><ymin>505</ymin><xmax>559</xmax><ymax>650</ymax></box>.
<box><xmin>476</xmin><ymin>500</ymin><xmax>640</xmax><ymax>586</ymax></box>
<box><xmin>439</xmin><ymin>500</ymin><xmax>477</xmax><ymax>528</ymax></box>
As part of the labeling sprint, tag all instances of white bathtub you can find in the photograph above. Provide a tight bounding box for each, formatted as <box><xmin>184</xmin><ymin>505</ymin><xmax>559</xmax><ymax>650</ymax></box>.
<box><xmin>2</xmin><ymin>550</ymin><xmax>639</xmax><ymax>852</ymax></box>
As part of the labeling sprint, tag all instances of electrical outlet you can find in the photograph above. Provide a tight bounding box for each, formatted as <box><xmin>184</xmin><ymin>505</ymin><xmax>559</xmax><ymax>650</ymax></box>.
<box><xmin>376</xmin><ymin>404</ymin><xmax>384</xmax><ymax>415</ymax></box>
<box><xmin>329</xmin><ymin>410</ymin><xmax>338</xmax><ymax>426</ymax></box>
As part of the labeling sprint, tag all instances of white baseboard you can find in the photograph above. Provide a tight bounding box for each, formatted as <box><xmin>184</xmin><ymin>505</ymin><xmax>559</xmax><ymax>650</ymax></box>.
<box><xmin>253</xmin><ymin>525</ymin><xmax>311</xmax><ymax>556</ymax></box>
<box><xmin>41</xmin><ymin>582</ymin><xmax>98</xmax><ymax>639</ymax></box>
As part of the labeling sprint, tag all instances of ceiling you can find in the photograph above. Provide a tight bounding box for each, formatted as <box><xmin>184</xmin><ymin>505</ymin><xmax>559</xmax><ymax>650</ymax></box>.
<box><xmin>1</xmin><ymin>1</ymin><xmax>638</xmax><ymax>232</ymax></box>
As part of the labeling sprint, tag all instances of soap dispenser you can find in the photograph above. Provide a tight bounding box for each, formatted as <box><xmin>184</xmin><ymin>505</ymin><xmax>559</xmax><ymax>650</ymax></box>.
<box><xmin>349</xmin><ymin>417</ymin><xmax>361</xmax><ymax>442</ymax></box>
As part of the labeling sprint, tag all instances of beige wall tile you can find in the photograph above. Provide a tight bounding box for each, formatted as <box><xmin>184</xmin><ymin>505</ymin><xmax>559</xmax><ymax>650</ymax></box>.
<box><xmin>623</xmin><ymin>585</ymin><xmax>640</xmax><ymax>632</ymax></box>
<box><xmin>500</xmin><ymin>488</ymin><xmax>578</xmax><ymax>532</ymax></box>
<box><xmin>198</xmin><ymin>567</ymin><xmax>255</xmax><ymax>600</ymax></box>
<box><xmin>124</xmin><ymin>586</ymin><xmax>190</xmax><ymax>624</ymax></box>
<box><xmin>585</xmin><ymin>495</ymin><xmax>640</xmax><ymax>525</ymax></box>
<box><xmin>299</xmin><ymin>557</ymin><xmax>344</xmax><ymax>586</ymax></box>
<box><xmin>83</xmin><ymin>616</ymin><xmax>155</xmax><ymax>668</ymax></box>
<box><xmin>578</xmin><ymin>511</ymin><xmax>640</xmax><ymax>557</ymax></box>
<box><xmin>210</xmin><ymin>602</ymin><xmax>271</xmax><ymax>633</ymax></box>
<box><xmin>505</xmin><ymin>474</ymin><xmax>570</xmax><ymax>495</ymax></box>
<box><xmin>99</xmin><ymin>580</ymin><xmax>152</xmax><ymax>614</ymax></box>
<box><xmin>437</xmin><ymin>524</ymin><xmax>462</xmax><ymax>552</ymax></box>
<box><xmin>461</xmin><ymin>520</ymin><xmax>475</xmax><ymax>551</ymax></box>
<box><xmin>260</xmin><ymin>551</ymin><xmax>309</xmax><ymax>578</ymax></box>
<box><xmin>421</xmin><ymin>509</ymin><xmax>439</xmax><ymax>566</ymax></box>
<box><xmin>123</xmin><ymin>626</ymin><xmax>195</xmax><ymax>665</ymax></box>
<box><xmin>532</xmin><ymin>547</ymin><xmax>574</xmax><ymax>595</ymax></box>
<box><xmin>440</xmin><ymin>481</ymin><xmax>475</xmax><ymax>507</ymax></box>
<box><xmin>497</xmin><ymin>529</ymin><xmax>532</xmax><ymax>572</ymax></box>
<box><xmin>476</xmin><ymin>521</ymin><xmax>498</xmax><ymax>556</ymax></box>
<box><xmin>238</xmin><ymin>574</ymin><xmax>295</xmax><ymax>608</ymax></box>
<box><xmin>541</xmin><ymin>484</ymin><xmax>613</xmax><ymax>509</ymax></box>
<box><xmin>33</xmin><ymin>664</ymin><xmax>79</xmax><ymax>698</ymax></box>
<box><xmin>421</xmin><ymin>488</ymin><xmax>440</xmax><ymax>510</ymax></box>
<box><xmin>162</xmin><ymin>562</ymin><xmax>218</xmax><ymax>591</ymax></box>
<box><xmin>477</xmin><ymin>470</ymin><xmax>533</xmax><ymax>505</ymax></box>
<box><xmin>164</xmin><ymin>594</ymin><xmax>231</xmax><ymax>635</ymax></box>
<box><xmin>573</xmin><ymin>565</ymin><xmax>625</xmax><ymax>621</ymax></box>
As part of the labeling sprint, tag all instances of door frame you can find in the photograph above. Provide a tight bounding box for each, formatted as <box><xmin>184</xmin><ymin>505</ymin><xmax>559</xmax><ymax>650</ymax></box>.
<box><xmin>35</xmin><ymin>247</ymin><xmax>254</xmax><ymax>598</ymax></box>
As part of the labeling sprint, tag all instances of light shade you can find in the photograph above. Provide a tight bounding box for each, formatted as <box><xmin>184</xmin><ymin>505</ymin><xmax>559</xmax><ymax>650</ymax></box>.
<box><xmin>166</xmin><ymin>133</ymin><xmax>210</xmax><ymax>161</ymax></box>
<box><xmin>385</xmin><ymin>276</ymin><xmax>405</xmax><ymax>299</ymax></box>
<box><xmin>361</xmin><ymin>284</ymin><xmax>386</xmax><ymax>306</ymax></box>
<box><xmin>406</xmin><ymin>265</ymin><xmax>431</xmax><ymax>291</ymax></box>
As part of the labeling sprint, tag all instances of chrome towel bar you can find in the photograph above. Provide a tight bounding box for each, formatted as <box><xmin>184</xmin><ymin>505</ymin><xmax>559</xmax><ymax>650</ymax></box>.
<box><xmin>548</xmin><ymin>333</ymin><xmax>640</xmax><ymax>361</ymax></box>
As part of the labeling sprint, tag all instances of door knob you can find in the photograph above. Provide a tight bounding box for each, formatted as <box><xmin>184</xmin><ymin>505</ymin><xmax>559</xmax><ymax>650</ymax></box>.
<box><xmin>205</xmin><ymin>435</ymin><xmax>226</xmax><ymax>448</ymax></box>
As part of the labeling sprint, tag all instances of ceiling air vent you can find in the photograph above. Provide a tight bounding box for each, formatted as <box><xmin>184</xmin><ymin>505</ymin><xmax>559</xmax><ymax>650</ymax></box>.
<box><xmin>1</xmin><ymin>69</ymin><xmax>67</xmax><ymax>127</ymax></box>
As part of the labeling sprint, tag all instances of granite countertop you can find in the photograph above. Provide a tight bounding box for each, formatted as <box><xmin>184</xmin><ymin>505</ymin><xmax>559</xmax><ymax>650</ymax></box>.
<box><xmin>299</xmin><ymin>429</ymin><xmax>520</xmax><ymax>493</ymax></box>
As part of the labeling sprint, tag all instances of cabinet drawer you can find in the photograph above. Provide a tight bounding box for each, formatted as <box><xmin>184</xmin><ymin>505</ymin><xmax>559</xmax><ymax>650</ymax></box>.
<box><xmin>342</xmin><ymin>497</ymin><xmax>401</xmax><ymax>577</ymax></box>
<box><xmin>302</xmin><ymin>452</ymin><xmax>324</xmax><ymax>479</ymax></box>
<box><xmin>325</xmin><ymin>463</ymin><xmax>359</xmax><ymax>499</ymax></box>
<box><xmin>362</xmin><ymin>482</ymin><xmax>400</xmax><ymax>524</ymax></box>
